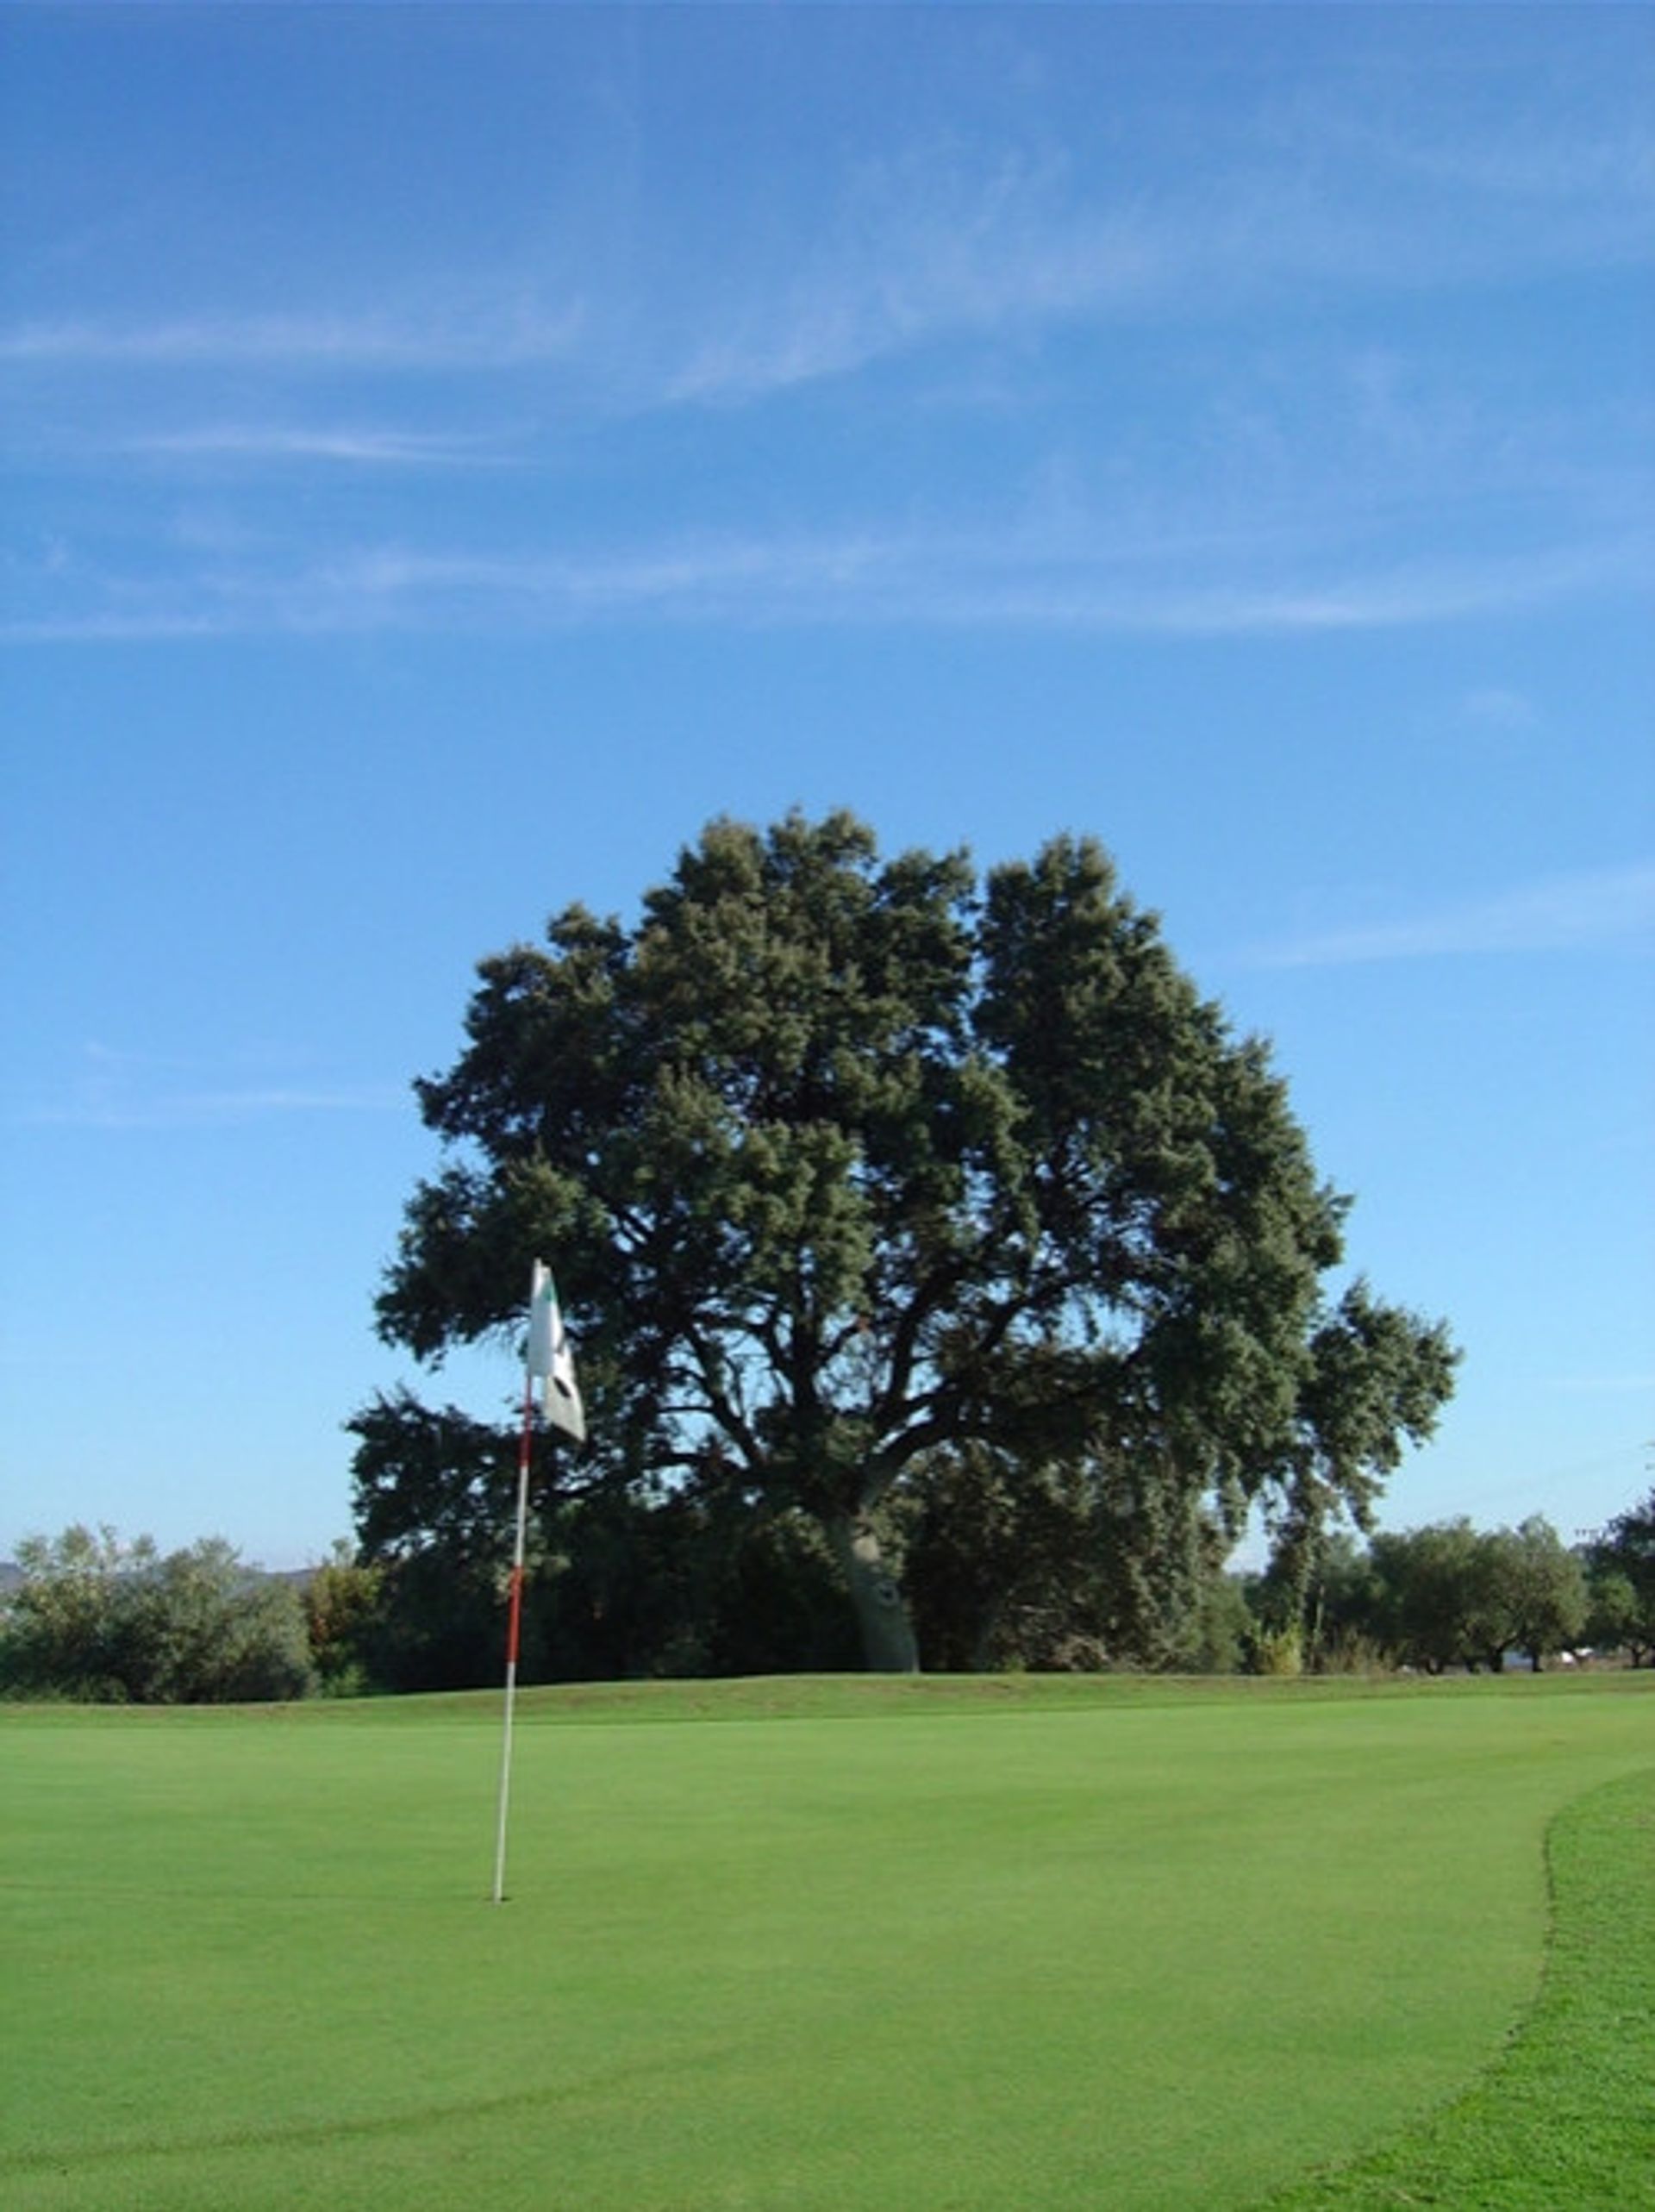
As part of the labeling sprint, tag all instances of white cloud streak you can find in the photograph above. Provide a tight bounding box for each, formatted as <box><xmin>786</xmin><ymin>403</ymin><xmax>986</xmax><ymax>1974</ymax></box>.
<box><xmin>3</xmin><ymin>79</ymin><xmax>1647</xmax><ymax>643</ymax></box>
<box><xmin>667</xmin><ymin>153</ymin><xmax>1158</xmax><ymax>404</ymax></box>
<box><xmin>6</xmin><ymin>76</ymin><xmax>1646</xmax><ymax>412</ymax></box>
<box><xmin>13</xmin><ymin>1045</ymin><xmax>409</xmax><ymax>1128</ymax></box>
<box><xmin>3</xmin><ymin>516</ymin><xmax>1644</xmax><ymax>646</ymax></box>
<box><xmin>19</xmin><ymin>1084</ymin><xmax>407</xmax><ymax>1130</ymax></box>
<box><xmin>0</xmin><ymin>302</ymin><xmax>584</xmax><ymax>372</ymax></box>
<box><xmin>122</xmin><ymin>424</ymin><xmax>516</xmax><ymax>468</ymax></box>
<box><xmin>1246</xmin><ymin>864</ymin><xmax>1655</xmax><ymax>969</ymax></box>
<box><xmin>661</xmin><ymin>106</ymin><xmax>1654</xmax><ymax>409</ymax></box>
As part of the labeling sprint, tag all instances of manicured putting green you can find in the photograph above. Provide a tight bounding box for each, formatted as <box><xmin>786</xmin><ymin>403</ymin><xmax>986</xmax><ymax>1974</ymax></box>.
<box><xmin>3</xmin><ymin>1676</ymin><xmax>1650</xmax><ymax>2209</ymax></box>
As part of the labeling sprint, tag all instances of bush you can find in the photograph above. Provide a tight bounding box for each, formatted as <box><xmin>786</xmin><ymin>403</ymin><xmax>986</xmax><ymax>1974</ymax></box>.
<box><xmin>0</xmin><ymin>1526</ymin><xmax>314</xmax><ymax>1703</ymax></box>
<box><xmin>1246</xmin><ymin>1625</ymin><xmax>1303</xmax><ymax>1677</ymax></box>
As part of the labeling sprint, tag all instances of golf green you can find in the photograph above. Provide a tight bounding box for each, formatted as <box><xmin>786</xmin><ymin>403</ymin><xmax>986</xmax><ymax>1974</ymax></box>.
<box><xmin>3</xmin><ymin>1675</ymin><xmax>1651</xmax><ymax>2209</ymax></box>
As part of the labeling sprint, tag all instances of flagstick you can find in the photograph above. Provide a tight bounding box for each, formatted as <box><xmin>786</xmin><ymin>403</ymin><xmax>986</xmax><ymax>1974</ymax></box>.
<box><xmin>490</xmin><ymin>1370</ymin><xmax>535</xmax><ymax>1906</ymax></box>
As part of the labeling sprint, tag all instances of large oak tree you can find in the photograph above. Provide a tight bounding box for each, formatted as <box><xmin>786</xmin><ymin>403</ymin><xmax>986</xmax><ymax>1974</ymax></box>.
<box><xmin>359</xmin><ymin>811</ymin><xmax>1456</xmax><ymax>1671</ymax></box>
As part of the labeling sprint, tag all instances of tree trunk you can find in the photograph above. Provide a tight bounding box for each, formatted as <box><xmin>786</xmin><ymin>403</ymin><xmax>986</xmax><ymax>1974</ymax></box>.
<box><xmin>828</xmin><ymin>1513</ymin><xmax>920</xmax><ymax>1673</ymax></box>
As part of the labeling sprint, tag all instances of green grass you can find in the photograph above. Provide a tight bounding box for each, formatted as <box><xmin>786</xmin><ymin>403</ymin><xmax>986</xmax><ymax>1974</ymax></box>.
<box><xmin>1260</xmin><ymin>1763</ymin><xmax>1655</xmax><ymax>2209</ymax></box>
<box><xmin>2</xmin><ymin>1673</ymin><xmax>1650</xmax><ymax>2209</ymax></box>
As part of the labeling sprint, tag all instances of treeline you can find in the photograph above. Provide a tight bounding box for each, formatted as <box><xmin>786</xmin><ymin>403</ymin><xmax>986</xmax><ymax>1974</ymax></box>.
<box><xmin>1242</xmin><ymin>1510</ymin><xmax>1653</xmax><ymax>1677</ymax></box>
<box><xmin>6</xmin><ymin>1487</ymin><xmax>1653</xmax><ymax>1701</ymax></box>
<box><xmin>337</xmin><ymin>1485</ymin><xmax>1654</xmax><ymax>1690</ymax></box>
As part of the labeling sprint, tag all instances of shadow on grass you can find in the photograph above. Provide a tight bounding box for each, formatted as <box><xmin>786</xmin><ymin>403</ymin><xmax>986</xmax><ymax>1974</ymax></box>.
<box><xmin>1257</xmin><ymin>1765</ymin><xmax>1655</xmax><ymax>2210</ymax></box>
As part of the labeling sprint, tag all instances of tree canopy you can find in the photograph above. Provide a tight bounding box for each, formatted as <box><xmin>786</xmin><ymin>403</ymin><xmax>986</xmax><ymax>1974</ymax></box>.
<box><xmin>1585</xmin><ymin>1484</ymin><xmax>1655</xmax><ymax>1666</ymax></box>
<box><xmin>359</xmin><ymin>809</ymin><xmax>1458</xmax><ymax>1671</ymax></box>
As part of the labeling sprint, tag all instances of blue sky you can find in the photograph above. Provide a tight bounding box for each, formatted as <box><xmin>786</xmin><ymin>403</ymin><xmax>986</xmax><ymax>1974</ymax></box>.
<box><xmin>3</xmin><ymin>4</ymin><xmax>1651</xmax><ymax>1572</ymax></box>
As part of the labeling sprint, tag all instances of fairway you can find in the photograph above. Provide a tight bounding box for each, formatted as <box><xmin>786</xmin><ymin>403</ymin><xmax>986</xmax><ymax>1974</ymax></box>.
<box><xmin>3</xmin><ymin>1676</ymin><xmax>1651</xmax><ymax>2209</ymax></box>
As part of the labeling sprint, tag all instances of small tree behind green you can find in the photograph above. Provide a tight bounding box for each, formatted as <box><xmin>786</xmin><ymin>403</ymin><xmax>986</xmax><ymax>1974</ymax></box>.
<box><xmin>1362</xmin><ymin>1515</ymin><xmax>1586</xmax><ymax>1672</ymax></box>
<box><xmin>0</xmin><ymin>1526</ymin><xmax>313</xmax><ymax>1703</ymax></box>
<box><xmin>1582</xmin><ymin>1568</ymin><xmax>1646</xmax><ymax>1665</ymax></box>
<box><xmin>1365</xmin><ymin>1519</ymin><xmax>1512</xmax><ymax>1671</ymax></box>
<box><xmin>301</xmin><ymin>1541</ymin><xmax>385</xmax><ymax>1694</ymax></box>
<box><xmin>1489</xmin><ymin>1516</ymin><xmax>1587</xmax><ymax>1671</ymax></box>
<box><xmin>0</xmin><ymin>1525</ymin><xmax>155</xmax><ymax>1699</ymax></box>
<box><xmin>1586</xmin><ymin>1484</ymin><xmax>1655</xmax><ymax>1665</ymax></box>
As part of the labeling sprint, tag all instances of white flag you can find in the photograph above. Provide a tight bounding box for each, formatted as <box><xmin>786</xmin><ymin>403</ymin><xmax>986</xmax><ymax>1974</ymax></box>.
<box><xmin>528</xmin><ymin>1260</ymin><xmax>585</xmax><ymax>1443</ymax></box>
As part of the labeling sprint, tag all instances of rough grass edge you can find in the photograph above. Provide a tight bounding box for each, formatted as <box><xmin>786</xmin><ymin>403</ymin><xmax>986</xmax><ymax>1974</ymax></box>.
<box><xmin>3</xmin><ymin>1666</ymin><xmax>1654</xmax><ymax>1728</ymax></box>
<box><xmin>1254</xmin><ymin>1763</ymin><xmax>1655</xmax><ymax>2209</ymax></box>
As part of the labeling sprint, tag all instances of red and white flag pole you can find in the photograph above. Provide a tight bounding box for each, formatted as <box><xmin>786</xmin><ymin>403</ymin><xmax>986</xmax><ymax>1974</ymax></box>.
<box><xmin>490</xmin><ymin>1366</ymin><xmax>535</xmax><ymax>1905</ymax></box>
<box><xmin>491</xmin><ymin>1261</ymin><xmax>584</xmax><ymax>1905</ymax></box>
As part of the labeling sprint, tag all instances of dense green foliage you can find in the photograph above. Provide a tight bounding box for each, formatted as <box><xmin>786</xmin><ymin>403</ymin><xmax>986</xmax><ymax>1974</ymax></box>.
<box><xmin>357</xmin><ymin>809</ymin><xmax>1457</xmax><ymax>1673</ymax></box>
<box><xmin>1253</xmin><ymin>1513</ymin><xmax>1592</xmax><ymax>1675</ymax></box>
<box><xmin>1583</xmin><ymin>1483</ymin><xmax>1655</xmax><ymax>1665</ymax></box>
<box><xmin>0</xmin><ymin>1525</ymin><xmax>312</xmax><ymax>1703</ymax></box>
<box><xmin>3</xmin><ymin>1677</ymin><xmax>1650</xmax><ymax>2209</ymax></box>
<box><xmin>344</xmin><ymin>1417</ymin><xmax>859</xmax><ymax>1691</ymax></box>
<box><xmin>7</xmin><ymin>1493</ymin><xmax>1639</xmax><ymax>1702</ymax></box>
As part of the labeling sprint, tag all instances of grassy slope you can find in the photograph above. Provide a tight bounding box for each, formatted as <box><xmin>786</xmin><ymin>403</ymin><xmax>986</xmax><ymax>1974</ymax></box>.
<box><xmin>2</xmin><ymin>1674</ymin><xmax>1650</xmax><ymax>2210</ymax></box>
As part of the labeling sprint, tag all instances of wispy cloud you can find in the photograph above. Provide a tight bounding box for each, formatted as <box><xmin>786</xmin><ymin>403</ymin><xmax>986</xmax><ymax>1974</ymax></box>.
<box><xmin>21</xmin><ymin>1085</ymin><xmax>407</xmax><ymax>1130</ymax></box>
<box><xmin>1323</xmin><ymin>107</ymin><xmax>1654</xmax><ymax>224</ymax></box>
<box><xmin>662</xmin><ymin>89</ymin><xmax>1655</xmax><ymax>409</ymax></box>
<box><xmin>0</xmin><ymin>301</ymin><xmax>584</xmax><ymax>371</ymax></box>
<box><xmin>1246</xmin><ymin>863</ymin><xmax>1655</xmax><ymax>969</ymax></box>
<box><xmin>1461</xmin><ymin>686</ymin><xmax>1541</xmax><ymax>733</ymax></box>
<box><xmin>667</xmin><ymin>150</ymin><xmax>1157</xmax><ymax>404</ymax></box>
<box><xmin>3</xmin><ymin>19</ymin><xmax>1647</xmax><ymax>422</ymax></box>
<box><xmin>1</xmin><ymin>610</ymin><xmax>239</xmax><ymax>645</ymax></box>
<box><xmin>4</xmin><ymin>513</ymin><xmax>1644</xmax><ymax>646</ymax></box>
<box><xmin>13</xmin><ymin>1046</ymin><xmax>407</xmax><ymax>1128</ymax></box>
<box><xmin>1</xmin><ymin>102</ymin><xmax>1645</xmax><ymax>441</ymax></box>
<box><xmin>122</xmin><ymin>424</ymin><xmax>517</xmax><ymax>468</ymax></box>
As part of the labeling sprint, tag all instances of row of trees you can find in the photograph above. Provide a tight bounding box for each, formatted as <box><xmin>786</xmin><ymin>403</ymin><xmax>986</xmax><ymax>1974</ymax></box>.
<box><xmin>5</xmin><ymin>1490</ymin><xmax>1652</xmax><ymax>1702</ymax></box>
<box><xmin>340</xmin><ymin>1478</ymin><xmax>1655</xmax><ymax>1688</ymax></box>
<box><xmin>1247</xmin><ymin>1509</ymin><xmax>1655</xmax><ymax>1676</ymax></box>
